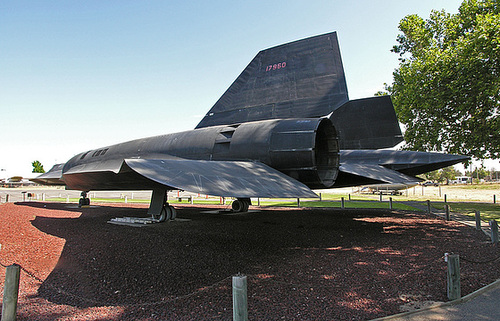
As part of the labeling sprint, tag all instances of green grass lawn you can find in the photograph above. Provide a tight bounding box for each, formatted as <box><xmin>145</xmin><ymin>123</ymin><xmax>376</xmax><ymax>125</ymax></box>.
<box><xmin>446</xmin><ymin>183</ymin><xmax>500</xmax><ymax>191</ymax></box>
<box><xmin>46</xmin><ymin>197</ymin><xmax>151</xmax><ymax>204</ymax></box>
<box><xmin>46</xmin><ymin>197</ymin><xmax>224</xmax><ymax>205</ymax></box>
<box><xmin>44</xmin><ymin>184</ymin><xmax>498</xmax><ymax>221</ymax></box>
<box><xmin>47</xmin><ymin>196</ymin><xmax>419</xmax><ymax>211</ymax></box>
<box><xmin>256</xmin><ymin>199</ymin><xmax>419</xmax><ymax>211</ymax></box>
<box><xmin>432</xmin><ymin>202</ymin><xmax>500</xmax><ymax>223</ymax></box>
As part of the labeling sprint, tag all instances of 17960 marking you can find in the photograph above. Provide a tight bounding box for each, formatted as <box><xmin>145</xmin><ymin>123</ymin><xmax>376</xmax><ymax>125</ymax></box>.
<box><xmin>266</xmin><ymin>62</ymin><xmax>286</xmax><ymax>72</ymax></box>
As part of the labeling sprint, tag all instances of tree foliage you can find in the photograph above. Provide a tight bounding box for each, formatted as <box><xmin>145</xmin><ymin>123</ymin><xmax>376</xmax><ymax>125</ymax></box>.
<box><xmin>390</xmin><ymin>0</ymin><xmax>500</xmax><ymax>159</ymax></box>
<box><xmin>32</xmin><ymin>160</ymin><xmax>45</xmax><ymax>173</ymax></box>
<box><xmin>422</xmin><ymin>165</ymin><xmax>463</xmax><ymax>182</ymax></box>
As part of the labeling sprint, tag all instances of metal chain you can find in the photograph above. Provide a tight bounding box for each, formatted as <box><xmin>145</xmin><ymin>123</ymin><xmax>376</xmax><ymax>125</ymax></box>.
<box><xmin>2</xmin><ymin>249</ymin><xmax>499</xmax><ymax>307</ymax></box>
<box><xmin>247</xmin><ymin>255</ymin><xmax>445</xmax><ymax>291</ymax></box>
<box><xmin>0</xmin><ymin>260</ymin><xmax>233</xmax><ymax>307</ymax></box>
<box><xmin>458</xmin><ymin>254</ymin><xmax>500</xmax><ymax>264</ymax></box>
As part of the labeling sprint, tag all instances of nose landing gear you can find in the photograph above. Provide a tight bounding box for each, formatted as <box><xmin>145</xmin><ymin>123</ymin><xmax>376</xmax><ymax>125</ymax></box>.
<box><xmin>78</xmin><ymin>191</ymin><xmax>90</xmax><ymax>207</ymax></box>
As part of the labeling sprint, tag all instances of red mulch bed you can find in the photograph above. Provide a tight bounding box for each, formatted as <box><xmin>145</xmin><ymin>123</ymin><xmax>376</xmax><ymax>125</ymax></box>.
<box><xmin>1</xmin><ymin>202</ymin><xmax>499</xmax><ymax>320</ymax></box>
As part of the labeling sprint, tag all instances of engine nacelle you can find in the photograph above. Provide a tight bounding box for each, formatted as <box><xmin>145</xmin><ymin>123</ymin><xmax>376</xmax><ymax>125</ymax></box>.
<box><xmin>210</xmin><ymin>118</ymin><xmax>339</xmax><ymax>189</ymax></box>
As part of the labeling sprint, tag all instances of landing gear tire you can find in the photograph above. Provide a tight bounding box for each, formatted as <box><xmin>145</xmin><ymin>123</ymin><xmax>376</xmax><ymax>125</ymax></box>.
<box><xmin>148</xmin><ymin>190</ymin><xmax>177</xmax><ymax>223</ymax></box>
<box><xmin>231</xmin><ymin>199</ymin><xmax>250</xmax><ymax>213</ymax></box>
<box><xmin>157</xmin><ymin>206</ymin><xmax>169</xmax><ymax>222</ymax></box>
<box><xmin>78</xmin><ymin>192</ymin><xmax>90</xmax><ymax>208</ymax></box>
<box><xmin>170</xmin><ymin>206</ymin><xmax>177</xmax><ymax>220</ymax></box>
<box><xmin>154</xmin><ymin>205</ymin><xmax>176</xmax><ymax>222</ymax></box>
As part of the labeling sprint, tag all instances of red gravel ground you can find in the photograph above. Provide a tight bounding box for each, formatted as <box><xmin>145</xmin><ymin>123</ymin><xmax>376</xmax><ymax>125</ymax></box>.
<box><xmin>1</xmin><ymin>201</ymin><xmax>499</xmax><ymax>320</ymax></box>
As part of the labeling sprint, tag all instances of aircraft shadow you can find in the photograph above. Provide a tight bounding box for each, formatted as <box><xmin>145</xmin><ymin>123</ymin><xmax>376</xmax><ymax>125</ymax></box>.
<box><xmin>28</xmin><ymin>203</ymin><xmax>390</xmax><ymax>308</ymax></box>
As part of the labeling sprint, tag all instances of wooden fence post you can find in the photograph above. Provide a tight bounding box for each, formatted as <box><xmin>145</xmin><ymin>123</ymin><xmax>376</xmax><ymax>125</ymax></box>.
<box><xmin>2</xmin><ymin>264</ymin><xmax>21</xmax><ymax>321</ymax></box>
<box><xmin>475</xmin><ymin>211</ymin><xmax>482</xmax><ymax>230</ymax></box>
<box><xmin>297</xmin><ymin>198</ymin><xmax>300</xmax><ymax>207</ymax></box>
<box><xmin>427</xmin><ymin>200</ymin><xmax>431</xmax><ymax>214</ymax></box>
<box><xmin>446</xmin><ymin>254</ymin><xmax>460</xmax><ymax>301</ymax></box>
<box><xmin>490</xmin><ymin>220</ymin><xmax>498</xmax><ymax>244</ymax></box>
<box><xmin>389</xmin><ymin>197</ymin><xmax>393</xmax><ymax>210</ymax></box>
<box><xmin>341</xmin><ymin>197</ymin><xmax>345</xmax><ymax>209</ymax></box>
<box><xmin>445</xmin><ymin>204</ymin><xmax>450</xmax><ymax>221</ymax></box>
<box><xmin>232</xmin><ymin>275</ymin><xmax>248</xmax><ymax>321</ymax></box>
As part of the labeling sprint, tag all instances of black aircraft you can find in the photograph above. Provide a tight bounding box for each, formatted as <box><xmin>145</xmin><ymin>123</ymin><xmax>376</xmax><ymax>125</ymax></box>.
<box><xmin>34</xmin><ymin>32</ymin><xmax>468</xmax><ymax>219</ymax></box>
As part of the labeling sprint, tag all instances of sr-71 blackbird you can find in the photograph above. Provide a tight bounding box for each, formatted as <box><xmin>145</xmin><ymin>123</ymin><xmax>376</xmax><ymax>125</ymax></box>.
<box><xmin>34</xmin><ymin>32</ymin><xmax>468</xmax><ymax>219</ymax></box>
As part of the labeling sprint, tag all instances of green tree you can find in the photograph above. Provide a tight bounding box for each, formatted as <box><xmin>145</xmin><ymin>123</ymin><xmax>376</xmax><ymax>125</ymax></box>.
<box><xmin>421</xmin><ymin>166</ymin><xmax>462</xmax><ymax>183</ymax></box>
<box><xmin>390</xmin><ymin>0</ymin><xmax>500</xmax><ymax>160</ymax></box>
<box><xmin>374</xmin><ymin>89</ymin><xmax>389</xmax><ymax>96</ymax></box>
<box><xmin>32</xmin><ymin>160</ymin><xmax>45</xmax><ymax>173</ymax></box>
<box><xmin>422</xmin><ymin>169</ymin><xmax>440</xmax><ymax>181</ymax></box>
<box><xmin>439</xmin><ymin>166</ymin><xmax>462</xmax><ymax>183</ymax></box>
<box><xmin>466</xmin><ymin>166</ymin><xmax>489</xmax><ymax>180</ymax></box>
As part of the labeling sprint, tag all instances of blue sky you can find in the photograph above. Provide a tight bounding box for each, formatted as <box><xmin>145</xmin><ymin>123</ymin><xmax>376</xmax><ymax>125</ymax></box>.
<box><xmin>3</xmin><ymin>0</ymin><xmax>491</xmax><ymax>179</ymax></box>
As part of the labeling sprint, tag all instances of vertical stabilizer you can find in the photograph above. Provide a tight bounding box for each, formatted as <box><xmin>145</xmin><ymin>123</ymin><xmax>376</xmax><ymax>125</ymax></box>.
<box><xmin>196</xmin><ymin>32</ymin><xmax>349</xmax><ymax>128</ymax></box>
<box><xmin>330</xmin><ymin>96</ymin><xmax>404</xmax><ymax>149</ymax></box>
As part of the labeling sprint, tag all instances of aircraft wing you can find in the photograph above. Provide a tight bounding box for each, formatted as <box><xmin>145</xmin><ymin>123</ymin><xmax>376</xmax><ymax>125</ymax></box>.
<box><xmin>339</xmin><ymin>163</ymin><xmax>422</xmax><ymax>185</ymax></box>
<box><xmin>124</xmin><ymin>158</ymin><xmax>318</xmax><ymax>198</ymax></box>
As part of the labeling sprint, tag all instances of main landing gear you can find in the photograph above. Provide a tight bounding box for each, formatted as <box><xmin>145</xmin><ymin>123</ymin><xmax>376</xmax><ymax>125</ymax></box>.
<box><xmin>231</xmin><ymin>198</ymin><xmax>251</xmax><ymax>213</ymax></box>
<box><xmin>155</xmin><ymin>202</ymin><xmax>177</xmax><ymax>222</ymax></box>
<box><xmin>148</xmin><ymin>189</ymin><xmax>176</xmax><ymax>222</ymax></box>
<box><xmin>78</xmin><ymin>191</ymin><xmax>90</xmax><ymax>207</ymax></box>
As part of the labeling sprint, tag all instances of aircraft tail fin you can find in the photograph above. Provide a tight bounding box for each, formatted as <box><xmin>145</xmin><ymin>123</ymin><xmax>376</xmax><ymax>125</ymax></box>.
<box><xmin>196</xmin><ymin>32</ymin><xmax>349</xmax><ymax>128</ymax></box>
<box><xmin>329</xmin><ymin>96</ymin><xmax>404</xmax><ymax>149</ymax></box>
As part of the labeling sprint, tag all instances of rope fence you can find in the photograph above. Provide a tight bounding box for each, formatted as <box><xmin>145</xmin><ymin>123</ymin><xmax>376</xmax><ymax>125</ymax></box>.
<box><xmin>2</xmin><ymin>248</ymin><xmax>500</xmax><ymax>312</ymax></box>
